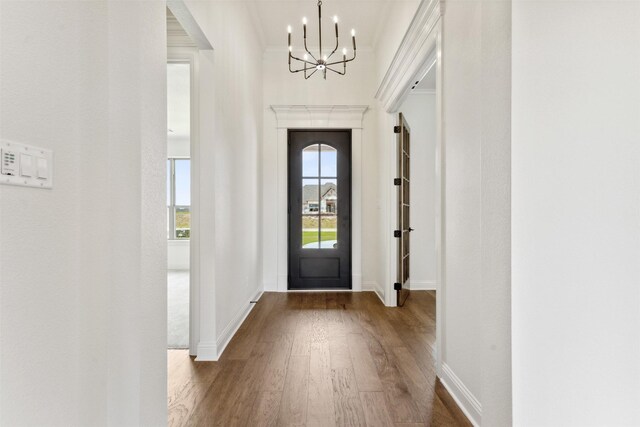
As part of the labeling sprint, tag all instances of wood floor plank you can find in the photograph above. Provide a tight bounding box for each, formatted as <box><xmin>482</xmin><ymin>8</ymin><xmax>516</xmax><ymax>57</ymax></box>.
<box><xmin>307</xmin><ymin>343</ymin><xmax>336</xmax><ymax>427</ymax></box>
<box><xmin>261</xmin><ymin>333</ymin><xmax>294</xmax><ymax>391</ymax></box>
<box><xmin>361</xmin><ymin>332</ymin><xmax>427</xmax><ymax>423</ymax></box>
<box><xmin>168</xmin><ymin>292</ymin><xmax>471</xmax><ymax>427</ymax></box>
<box><xmin>347</xmin><ymin>333</ymin><xmax>384</xmax><ymax>392</ymax></box>
<box><xmin>219</xmin><ymin>341</ymin><xmax>275</xmax><ymax>425</ymax></box>
<box><xmin>291</xmin><ymin>311</ymin><xmax>312</xmax><ymax>356</ymax></box>
<box><xmin>186</xmin><ymin>359</ymin><xmax>246</xmax><ymax>425</ymax></box>
<box><xmin>248</xmin><ymin>390</ymin><xmax>283</xmax><ymax>427</ymax></box>
<box><xmin>277</xmin><ymin>355</ymin><xmax>310</xmax><ymax>426</ymax></box>
<box><xmin>360</xmin><ymin>391</ymin><xmax>394</xmax><ymax>427</ymax></box>
<box><xmin>434</xmin><ymin>379</ymin><xmax>473</xmax><ymax>427</ymax></box>
<box><xmin>168</xmin><ymin>380</ymin><xmax>210</xmax><ymax>427</ymax></box>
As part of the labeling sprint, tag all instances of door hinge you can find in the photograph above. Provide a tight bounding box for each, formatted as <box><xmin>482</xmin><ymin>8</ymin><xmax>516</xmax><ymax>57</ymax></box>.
<box><xmin>394</xmin><ymin>230</ymin><xmax>401</xmax><ymax>238</ymax></box>
<box><xmin>394</xmin><ymin>178</ymin><xmax>401</xmax><ymax>186</ymax></box>
<box><xmin>394</xmin><ymin>282</ymin><xmax>402</xmax><ymax>291</ymax></box>
<box><xmin>393</xmin><ymin>126</ymin><xmax>401</xmax><ymax>134</ymax></box>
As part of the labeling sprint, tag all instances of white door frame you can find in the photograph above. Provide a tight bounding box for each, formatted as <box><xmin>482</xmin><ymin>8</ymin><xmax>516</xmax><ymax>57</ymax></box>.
<box><xmin>374</xmin><ymin>0</ymin><xmax>445</xmax><ymax>376</ymax></box>
<box><xmin>270</xmin><ymin>105</ymin><xmax>369</xmax><ymax>293</ymax></box>
<box><xmin>167</xmin><ymin>48</ymin><xmax>200</xmax><ymax>356</ymax></box>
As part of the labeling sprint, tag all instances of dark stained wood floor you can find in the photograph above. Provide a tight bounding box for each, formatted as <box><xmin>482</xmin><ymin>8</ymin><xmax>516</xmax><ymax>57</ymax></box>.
<box><xmin>168</xmin><ymin>291</ymin><xmax>471</xmax><ymax>427</ymax></box>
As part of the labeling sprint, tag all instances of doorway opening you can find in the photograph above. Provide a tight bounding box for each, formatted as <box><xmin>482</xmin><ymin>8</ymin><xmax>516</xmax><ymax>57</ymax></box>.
<box><xmin>167</xmin><ymin>61</ymin><xmax>191</xmax><ymax>349</ymax></box>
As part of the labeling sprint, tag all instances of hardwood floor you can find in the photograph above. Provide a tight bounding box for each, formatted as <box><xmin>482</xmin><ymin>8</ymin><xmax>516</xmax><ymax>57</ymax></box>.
<box><xmin>168</xmin><ymin>291</ymin><xmax>471</xmax><ymax>427</ymax></box>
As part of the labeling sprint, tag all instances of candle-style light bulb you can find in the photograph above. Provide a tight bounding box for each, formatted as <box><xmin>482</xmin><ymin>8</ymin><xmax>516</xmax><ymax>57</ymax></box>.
<box><xmin>287</xmin><ymin>25</ymin><xmax>292</xmax><ymax>33</ymax></box>
<box><xmin>289</xmin><ymin>46</ymin><xmax>292</xmax><ymax>52</ymax></box>
<box><xmin>342</xmin><ymin>47</ymin><xmax>347</xmax><ymax>56</ymax></box>
<box><xmin>351</xmin><ymin>29</ymin><xmax>356</xmax><ymax>51</ymax></box>
<box><xmin>304</xmin><ymin>53</ymin><xmax>308</xmax><ymax>60</ymax></box>
<box><xmin>302</xmin><ymin>17</ymin><xmax>307</xmax><ymax>25</ymax></box>
<box><xmin>323</xmin><ymin>55</ymin><xmax>327</xmax><ymax>61</ymax></box>
<box><xmin>351</xmin><ymin>29</ymin><xmax>356</xmax><ymax>37</ymax></box>
<box><xmin>333</xmin><ymin>16</ymin><xmax>338</xmax><ymax>23</ymax></box>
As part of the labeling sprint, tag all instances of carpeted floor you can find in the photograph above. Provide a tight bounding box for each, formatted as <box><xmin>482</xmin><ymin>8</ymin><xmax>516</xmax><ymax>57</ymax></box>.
<box><xmin>168</xmin><ymin>270</ymin><xmax>189</xmax><ymax>349</ymax></box>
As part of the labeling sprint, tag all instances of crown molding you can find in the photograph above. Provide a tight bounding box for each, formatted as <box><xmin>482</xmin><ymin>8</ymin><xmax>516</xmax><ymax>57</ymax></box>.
<box><xmin>270</xmin><ymin>105</ymin><xmax>369</xmax><ymax>129</ymax></box>
<box><xmin>375</xmin><ymin>0</ymin><xmax>444</xmax><ymax>112</ymax></box>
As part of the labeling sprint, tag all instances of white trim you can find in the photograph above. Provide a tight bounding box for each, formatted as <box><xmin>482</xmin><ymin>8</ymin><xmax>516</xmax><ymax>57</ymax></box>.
<box><xmin>410</xmin><ymin>280</ymin><xmax>437</xmax><ymax>290</ymax></box>
<box><xmin>167</xmin><ymin>0</ymin><xmax>213</xmax><ymax>50</ymax></box>
<box><xmin>271</xmin><ymin>105</ymin><xmax>369</xmax><ymax>130</ymax></box>
<box><xmin>167</xmin><ymin>48</ymin><xmax>201</xmax><ymax>357</ymax></box>
<box><xmin>269</xmin><ymin>105</ymin><xmax>369</xmax><ymax>293</ymax></box>
<box><xmin>410</xmin><ymin>89</ymin><xmax>436</xmax><ymax>95</ymax></box>
<box><xmin>362</xmin><ymin>281</ymin><xmax>385</xmax><ymax>304</ymax></box>
<box><xmin>440</xmin><ymin>363</ymin><xmax>482</xmax><ymax>426</ymax></box>
<box><xmin>375</xmin><ymin>0</ymin><xmax>444</xmax><ymax>113</ymax></box>
<box><xmin>212</xmin><ymin>288</ymin><xmax>264</xmax><ymax>361</ymax></box>
<box><xmin>195</xmin><ymin>342</ymin><xmax>218</xmax><ymax>362</ymax></box>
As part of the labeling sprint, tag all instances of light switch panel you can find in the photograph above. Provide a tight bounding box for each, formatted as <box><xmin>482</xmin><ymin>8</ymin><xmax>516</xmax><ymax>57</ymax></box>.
<box><xmin>0</xmin><ymin>139</ymin><xmax>53</xmax><ymax>189</ymax></box>
<box><xmin>1</xmin><ymin>149</ymin><xmax>18</xmax><ymax>176</ymax></box>
<box><xmin>20</xmin><ymin>153</ymin><xmax>33</xmax><ymax>177</ymax></box>
<box><xmin>36</xmin><ymin>157</ymin><xmax>48</xmax><ymax>179</ymax></box>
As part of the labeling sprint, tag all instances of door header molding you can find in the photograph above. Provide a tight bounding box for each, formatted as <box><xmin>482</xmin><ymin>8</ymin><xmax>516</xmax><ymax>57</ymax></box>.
<box><xmin>270</xmin><ymin>105</ymin><xmax>369</xmax><ymax>129</ymax></box>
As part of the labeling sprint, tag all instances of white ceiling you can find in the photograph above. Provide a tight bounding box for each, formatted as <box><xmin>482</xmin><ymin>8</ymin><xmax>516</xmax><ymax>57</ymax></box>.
<box><xmin>248</xmin><ymin>0</ymin><xmax>396</xmax><ymax>50</ymax></box>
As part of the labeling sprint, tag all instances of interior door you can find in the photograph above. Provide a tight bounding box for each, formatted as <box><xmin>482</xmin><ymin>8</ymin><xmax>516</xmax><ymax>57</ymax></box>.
<box><xmin>288</xmin><ymin>130</ymin><xmax>352</xmax><ymax>290</ymax></box>
<box><xmin>396</xmin><ymin>113</ymin><xmax>412</xmax><ymax>306</ymax></box>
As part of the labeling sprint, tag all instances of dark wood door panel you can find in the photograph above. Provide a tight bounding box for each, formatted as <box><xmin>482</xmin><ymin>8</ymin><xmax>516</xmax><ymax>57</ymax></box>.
<box><xmin>288</xmin><ymin>130</ymin><xmax>352</xmax><ymax>290</ymax></box>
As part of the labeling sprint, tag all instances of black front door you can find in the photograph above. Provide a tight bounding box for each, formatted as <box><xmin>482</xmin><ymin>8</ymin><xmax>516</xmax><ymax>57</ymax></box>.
<box><xmin>288</xmin><ymin>130</ymin><xmax>351</xmax><ymax>290</ymax></box>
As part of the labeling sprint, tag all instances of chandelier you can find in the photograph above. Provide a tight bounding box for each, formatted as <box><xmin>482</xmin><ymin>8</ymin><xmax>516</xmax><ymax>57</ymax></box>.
<box><xmin>287</xmin><ymin>0</ymin><xmax>357</xmax><ymax>80</ymax></box>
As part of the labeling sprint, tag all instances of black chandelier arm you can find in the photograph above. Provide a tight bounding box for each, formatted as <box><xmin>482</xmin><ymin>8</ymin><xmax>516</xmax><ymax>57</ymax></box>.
<box><xmin>326</xmin><ymin>53</ymin><xmax>356</xmax><ymax>67</ymax></box>
<box><xmin>303</xmin><ymin>35</ymin><xmax>318</xmax><ymax>63</ymax></box>
<box><xmin>325</xmin><ymin>24</ymin><xmax>340</xmax><ymax>62</ymax></box>
<box><xmin>326</xmin><ymin>65</ymin><xmax>346</xmax><ymax>76</ymax></box>
<box><xmin>288</xmin><ymin>59</ymin><xmax>316</xmax><ymax>74</ymax></box>
<box><xmin>304</xmin><ymin>68</ymin><xmax>319</xmax><ymax>80</ymax></box>
<box><xmin>289</xmin><ymin>64</ymin><xmax>316</xmax><ymax>74</ymax></box>
<box><xmin>289</xmin><ymin>52</ymin><xmax>317</xmax><ymax>67</ymax></box>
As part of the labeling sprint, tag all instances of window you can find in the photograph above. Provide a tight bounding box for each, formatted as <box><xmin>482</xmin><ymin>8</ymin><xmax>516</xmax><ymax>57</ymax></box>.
<box><xmin>167</xmin><ymin>158</ymin><xmax>191</xmax><ymax>239</ymax></box>
<box><xmin>301</xmin><ymin>144</ymin><xmax>338</xmax><ymax>249</ymax></box>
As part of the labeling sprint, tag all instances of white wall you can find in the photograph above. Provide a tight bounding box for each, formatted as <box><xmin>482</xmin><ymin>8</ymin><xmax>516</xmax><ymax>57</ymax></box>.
<box><xmin>183</xmin><ymin>0</ymin><xmax>264</xmax><ymax>359</ymax></box>
<box><xmin>442</xmin><ymin>0</ymin><xmax>484</xmax><ymax>407</ymax></box>
<box><xmin>374</xmin><ymin>0</ymin><xmax>421</xmax><ymax>85</ymax></box>
<box><xmin>440</xmin><ymin>1</ymin><xmax>513</xmax><ymax>424</ymax></box>
<box><xmin>261</xmin><ymin>49</ymin><xmax>381</xmax><ymax>294</ymax></box>
<box><xmin>512</xmin><ymin>2</ymin><xmax>640</xmax><ymax>425</ymax></box>
<box><xmin>0</xmin><ymin>1</ymin><xmax>167</xmax><ymax>425</ymax></box>
<box><xmin>398</xmin><ymin>92</ymin><xmax>437</xmax><ymax>289</ymax></box>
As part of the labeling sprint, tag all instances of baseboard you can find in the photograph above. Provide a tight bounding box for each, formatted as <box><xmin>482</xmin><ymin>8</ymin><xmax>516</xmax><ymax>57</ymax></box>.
<box><xmin>440</xmin><ymin>363</ymin><xmax>482</xmax><ymax>426</ymax></box>
<box><xmin>362</xmin><ymin>281</ymin><xmax>385</xmax><ymax>304</ymax></box>
<box><xmin>410</xmin><ymin>280</ymin><xmax>437</xmax><ymax>290</ymax></box>
<box><xmin>215</xmin><ymin>287</ymin><xmax>263</xmax><ymax>360</ymax></box>
<box><xmin>195</xmin><ymin>342</ymin><xmax>218</xmax><ymax>361</ymax></box>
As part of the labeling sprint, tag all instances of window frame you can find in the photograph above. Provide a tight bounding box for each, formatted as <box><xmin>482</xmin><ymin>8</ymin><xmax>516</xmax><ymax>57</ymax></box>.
<box><xmin>167</xmin><ymin>157</ymin><xmax>191</xmax><ymax>240</ymax></box>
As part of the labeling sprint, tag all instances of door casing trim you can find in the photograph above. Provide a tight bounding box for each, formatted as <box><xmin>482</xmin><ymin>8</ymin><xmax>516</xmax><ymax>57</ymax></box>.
<box><xmin>269</xmin><ymin>105</ymin><xmax>369</xmax><ymax>293</ymax></box>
